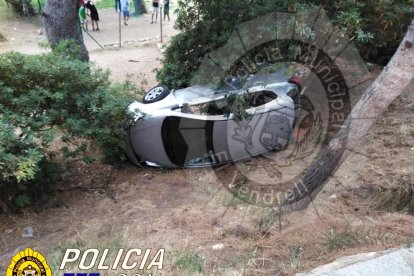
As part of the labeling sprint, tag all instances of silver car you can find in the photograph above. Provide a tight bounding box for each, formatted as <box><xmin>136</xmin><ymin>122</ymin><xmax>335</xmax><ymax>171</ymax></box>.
<box><xmin>125</xmin><ymin>72</ymin><xmax>301</xmax><ymax>168</ymax></box>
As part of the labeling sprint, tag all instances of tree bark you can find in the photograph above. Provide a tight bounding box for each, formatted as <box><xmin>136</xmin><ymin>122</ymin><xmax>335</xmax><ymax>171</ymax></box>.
<box><xmin>284</xmin><ymin>19</ymin><xmax>414</xmax><ymax>210</ymax></box>
<box><xmin>133</xmin><ymin>0</ymin><xmax>147</xmax><ymax>15</ymax></box>
<box><xmin>42</xmin><ymin>0</ymin><xmax>89</xmax><ymax>61</ymax></box>
<box><xmin>133</xmin><ymin>0</ymin><xmax>140</xmax><ymax>15</ymax></box>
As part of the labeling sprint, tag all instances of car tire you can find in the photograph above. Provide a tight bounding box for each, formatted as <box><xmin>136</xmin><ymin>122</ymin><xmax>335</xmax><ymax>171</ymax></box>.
<box><xmin>142</xmin><ymin>85</ymin><xmax>170</xmax><ymax>104</ymax></box>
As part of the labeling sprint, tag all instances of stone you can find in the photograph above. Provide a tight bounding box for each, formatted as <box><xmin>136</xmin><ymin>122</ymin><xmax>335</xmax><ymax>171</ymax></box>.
<box><xmin>298</xmin><ymin>246</ymin><xmax>414</xmax><ymax>276</ymax></box>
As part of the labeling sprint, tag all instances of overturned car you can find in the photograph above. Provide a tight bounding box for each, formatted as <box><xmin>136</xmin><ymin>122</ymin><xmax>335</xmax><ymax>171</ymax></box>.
<box><xmin>125</xmin><ymin>71</ymin><xmax>307</xmax><ymax>168</ymax></box>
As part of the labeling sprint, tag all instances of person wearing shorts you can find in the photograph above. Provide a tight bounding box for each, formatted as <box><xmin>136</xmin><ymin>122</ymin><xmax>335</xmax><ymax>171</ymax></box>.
<box><xmin>85</xmin><ymin>1</ymin><xmax>100</xmax><ymax>31</ymax></box>
<box><xmin>115</xmin><ymin>0</ymin><xmax>121</xmax><ymax>12</ymax></box>
<box><xmin>163</xmin><ymin>0</ymin><xmax>170</xmax><ymax>24</ymax></box>
<box><xmin>151</xmin><ymin>0</ymin><xmax>159</xmax><ymax>24</ymax></box>
<box><xmin>79</xmin><ymin>4</ymin><xmax>88</xmax><ymax>30</ymax></box>
<box><xmin>120</xmin><ymin>0</ymin><xmax>129</xmax><ymax>25</ymax></box>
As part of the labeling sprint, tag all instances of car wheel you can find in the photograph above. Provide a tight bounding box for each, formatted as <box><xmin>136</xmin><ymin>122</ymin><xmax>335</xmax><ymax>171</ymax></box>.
<box><xmin>142</xmin><ymin>85</ymin><xmax>170</xmax><ymax>103</ymax></box>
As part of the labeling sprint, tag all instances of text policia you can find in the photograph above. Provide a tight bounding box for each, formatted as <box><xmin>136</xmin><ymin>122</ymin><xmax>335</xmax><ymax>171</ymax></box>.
<box><xmin>59</xmin><ymin>248</ymin><xmax>165</xmax><ymax>275</ymax></box>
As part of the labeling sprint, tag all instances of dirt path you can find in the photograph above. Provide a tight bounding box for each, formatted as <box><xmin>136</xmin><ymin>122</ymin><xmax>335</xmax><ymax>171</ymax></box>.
<box><xmin>0</xmin><ymin>7</ymin><xmax>178</xmax><ymax>88</ymax></box>
<box><xmin>0</xmin><ymin>7</ymin><xmax>414</xmax><ymax>276</ymax></box>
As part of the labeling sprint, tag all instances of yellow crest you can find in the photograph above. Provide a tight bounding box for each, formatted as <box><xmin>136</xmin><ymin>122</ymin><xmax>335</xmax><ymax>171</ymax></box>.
<box><xmin>6</xmin><ymin>247</ymin><xmax>52</xmax><ymax>276</ymax></box>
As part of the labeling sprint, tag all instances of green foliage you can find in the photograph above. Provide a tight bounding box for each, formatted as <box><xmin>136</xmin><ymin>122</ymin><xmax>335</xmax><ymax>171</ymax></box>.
<box><xmin>157</xmin><ymin>0</ymin><xmax>414</xmax><ymax>89</ymax></box>
<box><xmin>95</xmin><ymin>0</ymin><xmax>117</xmax><ymax>10</ymax></box>
<box><xmin>174</xmin><ymin>252</ymin><xmax>204</xmax><ymax>274</ymax></box>
<box><xmin>3</xmin><ymin>0</ymin><xmax>36</xmax><ymax>16</ymax></box>
<box><xmin>324</xmin><ymin>226</ymin><xmax>362</xmax><ymax>252</ymax></box>
<box><xmin>222</xmin><ymin>92</ymin><xmax>251</xmax><ymax>121</ymax></box>
<box><xmin>0</xmin><ymin>43</ymin><xmax>136</xmax><ymax>210</ymax></box>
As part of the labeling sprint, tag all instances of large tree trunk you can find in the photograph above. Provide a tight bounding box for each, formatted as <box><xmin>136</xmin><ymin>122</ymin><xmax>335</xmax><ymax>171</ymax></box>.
<box><xmin>133</xmin><ymin>0</ymin><xmax>147</xmax><ymax>15</ymax></box>
<box><xmin>42</xmin><ymin>0</ymin><xmax>89</xmax><ymax>61</ymax></box>
<box><xmin>284</xmin><ymin>20</ymin><xmax>414</xmax><ymax>210</ymax></box>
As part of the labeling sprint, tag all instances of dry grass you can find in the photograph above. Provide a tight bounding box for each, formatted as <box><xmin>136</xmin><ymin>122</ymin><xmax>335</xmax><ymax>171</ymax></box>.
<box><xmin>370</xmin><ymin>181</ymin><xmax>414</xmax><ymax>214</ymax></box>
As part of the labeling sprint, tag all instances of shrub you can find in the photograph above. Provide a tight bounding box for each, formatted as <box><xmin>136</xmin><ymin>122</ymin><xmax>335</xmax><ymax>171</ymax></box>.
<box><xmin>0</xmin><ymin>43</ymin><xmax>137</xmax><ymax>210</ymax></box>
<box><xmin>4</xmin><ymin>0</ymin><xmax>36</xmax><ymax>16</ymax></box>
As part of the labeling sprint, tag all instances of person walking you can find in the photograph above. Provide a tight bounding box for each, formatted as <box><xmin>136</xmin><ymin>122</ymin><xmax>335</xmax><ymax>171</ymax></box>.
<box><xmin>115</xmin><ymin>0</ymin><xmax>121</xmax><ymax>13</ymax></box>
<box><xmin>163</xmin><ymin>0</ymin><xmax>170</xmax><ymax>24</ymax></box>
<box><xmin>151</xmin><ymin>0</ymin><xmax>159</xmax><ymax>24</ymax></box>
<box><xmin>120</xmin><ymin>0</ymin><xmax>130</xmax><ymax>26</ymax></box>
<box><xmin>85</xmin><ymin>0</ymin><xmax>100</xmax><ymax>31</ymax></box>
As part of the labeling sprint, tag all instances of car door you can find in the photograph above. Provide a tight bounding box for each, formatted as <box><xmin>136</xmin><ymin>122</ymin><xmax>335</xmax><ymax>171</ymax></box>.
<box><xmin>162</xmin><ymin>116</ymin><xmax>216</xmax><ymax>167</ymax></box>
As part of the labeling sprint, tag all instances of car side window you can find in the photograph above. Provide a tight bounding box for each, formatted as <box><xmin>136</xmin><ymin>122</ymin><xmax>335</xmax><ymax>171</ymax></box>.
<box><xmin>248</xmin><ymin>91</ymin><xmax>278</xmax><ymax>108</ymax></box>
<box><xmin>180</xmin><ymin>91</ymin><xmax>277</xmax><ymax>115</ymax></box>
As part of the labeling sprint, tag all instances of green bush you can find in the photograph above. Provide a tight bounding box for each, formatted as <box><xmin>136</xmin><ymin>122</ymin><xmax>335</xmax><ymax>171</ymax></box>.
<box><xmin>156</xmin><ymin>0</ymin><xmax>414</xmax><ymax>89</ymax></box>
<box><xmin>0</xmin><ymin>43</ymin><xmax>137</xmax><ymax>210</ymax></box>
<box><xmin>4</xmin><ymin>0</ymin><xmax>36</xmax><ymax>16</ymax></box>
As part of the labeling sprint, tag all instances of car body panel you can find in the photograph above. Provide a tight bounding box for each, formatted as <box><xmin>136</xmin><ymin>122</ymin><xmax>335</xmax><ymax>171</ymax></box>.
<box><xmin>126</xmin><ymin>72</ymin><xmax>299</xmax><ymax>168</ymax></box>
<box><xmin>128</xmin><ymin>116</ymin><xmax>177</xmax><ymax>168</ymax></box>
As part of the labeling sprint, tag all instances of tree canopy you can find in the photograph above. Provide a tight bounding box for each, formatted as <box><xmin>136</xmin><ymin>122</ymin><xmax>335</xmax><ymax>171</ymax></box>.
<box><xmin>156</xmin><ymin>0</ymin><xmax>414</xmax><ymax>89</ymax></box>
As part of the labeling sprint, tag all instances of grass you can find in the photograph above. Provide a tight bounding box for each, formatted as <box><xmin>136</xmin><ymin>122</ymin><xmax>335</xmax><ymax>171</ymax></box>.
<box><xmin>253</xmin><ymin>207</ymin><xmax>285</xmax><ymax>233</ymax></box>
<box><xmin>95</xmin><ymin>0</ymin><xmax>147</xmax><ymax>10</ymax></box>
<box><xmin>96</xmin><ymin>0</ymin><xmax>115</xmax><ymax>10</ymax></box>
<box><xmin>404</xmin><ymin>239</ymin><xmax>414</xmax><ymax>248</ymax></box>
<box><xmin>49</xmin><ymin>239</ymin><xmax>85</xmax><ymax>272</ymax></box>
<box><xmin>324</xmin><ymin>226</ymin><xmax>362</xmax><ymax>252</ymax></box>
<box><xmin>174</xmin><ymin>252</ymin><xmax>204</xmax><ymax>275</ymax></box>
<box><xmin>370</xmin><ymin>181</ymin><xmax>414</xmax><ymax>214</ymax></box>
<box><xmin>288</xmin><ymin>245</ymin><xmax>304</xmax><ymax>269</ymax></box>
<box><xmin>95</xmin><ymin>0</ymin><xmax>167</xmax><ymax>13</ymax></box>
<box><xmin>49</xmin><ymin>238</ymin><xmax>126</xmax><ymax>274</ymax></box>
<box><xmin>322</xmin><ymin>224</ymin><xmax>400</xmax><ymax>253</ymax></box>
<box><xmin>222</xmin><ymin>192</ymin><xmax>248</xmax><ymax>207</ymax></box>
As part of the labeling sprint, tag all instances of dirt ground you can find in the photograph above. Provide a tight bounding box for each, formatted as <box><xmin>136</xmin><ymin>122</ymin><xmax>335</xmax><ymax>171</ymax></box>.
<box><xmin>0</xmin><ymin>5</ymin><xmax>414</xmax><ymax>276</ymax></box>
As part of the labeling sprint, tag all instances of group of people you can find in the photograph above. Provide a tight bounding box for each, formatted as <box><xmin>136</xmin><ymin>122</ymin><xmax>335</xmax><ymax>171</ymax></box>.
<box><xmin>118</xmin><ymin>0</ymin><xmax>170</xmax><ymax>25</ymax></box>
<box><xmin>150</xmin><ymin>0</ymin><xmax>170</xmax><ymax>24</ymax></box>
<box><xmin>79</xmin><ymin>0</ymin><xmax>171</xmax><ymax>31</ymax></box>
<box><xmin>79</xmin><ymin>0</ymin><xmax>100</xmax><ymax>31</ymax></box>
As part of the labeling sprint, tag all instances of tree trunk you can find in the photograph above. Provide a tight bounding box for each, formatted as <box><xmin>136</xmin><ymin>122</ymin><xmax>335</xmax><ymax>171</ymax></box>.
<box><xmin>141</xmin><ymin>1</ymin><xmax>147</xmax><ymax>14</ymax></box>
<box><xmin>284</xmin><ymin>19</ymin><xmax>414</xmax><ymax>210</ymax></box>
<box><xmin>132</xmin><ymin>0</ymin><xmax>147</xmax><ymax>15</ymax></box>
<box><xmin>42</xmin><ymin>0</ymin><xmax>89</xmax><ymax>61</ymax></box>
